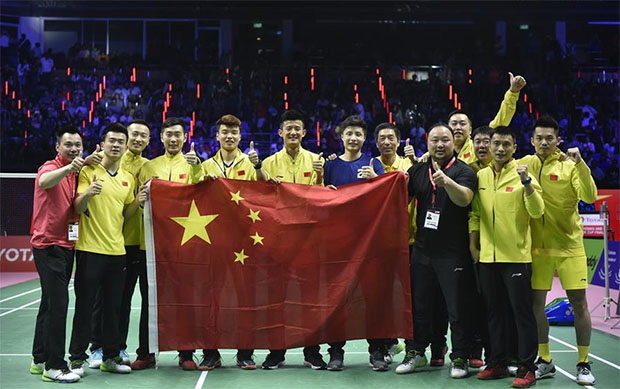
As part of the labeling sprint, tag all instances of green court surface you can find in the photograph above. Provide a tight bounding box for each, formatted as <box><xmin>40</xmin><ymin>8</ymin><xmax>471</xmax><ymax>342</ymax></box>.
<box><xmin>1</xmin><ymin>279</ymin><xmax>619</xmax><ymax>389</ymax></box>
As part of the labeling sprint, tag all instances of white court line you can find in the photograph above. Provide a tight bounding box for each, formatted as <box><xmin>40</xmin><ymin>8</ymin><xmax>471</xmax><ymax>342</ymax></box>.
<box><xmin>0</xmin><ymin>299</ymin><xmax>41</xmax><ymax>317</ymax></box>
<box><xmin>549</xmin><ymin>335</ymin><xmax>620</xmax><ymax>371</ymax></box>
<box><xmin>0</xmin><ymin>286</ymin><xmax>74</xmax><ymax>318</ymax></box>
<box><xmin>0</xmin><ymin>307</ymin><xmax>142</xmax><ymax>310</ymax></box>
<box><xmin>0</xmin><ymin>288</ymin><xmax>41</xmax><ymax>303</ymax></box>
<box><xmin>554</xmin><ymin>364</ymin><xmax>596</xmax><ymax>389</ymax></box>
<box><xmin>194</xmin><ymin>371</ymin><xmax>208</xmax><ymax>389</ymax></box>
<box><xmin>0</xmin><ymin>351</ymin><xmax>380</xmax><ymax>357</ymax></box>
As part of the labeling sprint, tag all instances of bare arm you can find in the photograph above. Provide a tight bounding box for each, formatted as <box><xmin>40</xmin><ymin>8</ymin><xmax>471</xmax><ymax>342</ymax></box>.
<box><xmin>39</xmin><ymin>157</ymin><xmax>83</xmax><ymax>189</ymax></box>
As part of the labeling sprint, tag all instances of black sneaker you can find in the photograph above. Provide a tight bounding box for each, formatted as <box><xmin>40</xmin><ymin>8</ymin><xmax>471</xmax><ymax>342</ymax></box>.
<box><xmin>327</xmin><ymin>350</ymin><xmax>344</xmax><ymax>371</ymax></box>
<box><xmin>303</xmin><ymin>351</ymin><xmax>327</xmax><ymax>370</ymax></box>
<box><xmin>198</xmin><ymin>351</ymin><xmax>221</xmax><ymax>371</ymax></box>
<box><xmin>262</xmin><ymin>352</ymin><xmax>285</xmax><ymax>370</ymax></box>
<box><xmin>369</xmin><ymin>350</ymin><xmax>389</xmax><ymax>371</ymax></box>
<box><xmin>236</xmin><ymin>357</ymin><xmax>257</xmax><ymax>370</ymax></box>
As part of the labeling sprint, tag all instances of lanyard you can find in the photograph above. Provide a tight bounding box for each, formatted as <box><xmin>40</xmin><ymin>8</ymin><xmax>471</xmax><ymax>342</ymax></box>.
<box><xmin>428</xmin><ymin>156</ymin><xmax>456</xmax><ymax>206</ymax></box>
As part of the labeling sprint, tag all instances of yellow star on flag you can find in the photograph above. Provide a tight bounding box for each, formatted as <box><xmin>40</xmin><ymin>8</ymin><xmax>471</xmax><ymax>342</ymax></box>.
<box><xmin>248</xmin><ymin>209</ymin><xmax>262</xmax><ymax>223</ymax></box>
<box><xmin>250</xmin><ymin>232</ymin><xmax>264</xmax><ymax>246</ymax></box>
<box><xmin>230</xmin><ymin>190</ymin><xmax>244</xmax><ymax>205</ymax></box>
<box><xmin>234</xmin><ymin>249</ymin><xmax>249</xmax><ymax>264</ymax></box>
<box><xmin>170</xmin><ymin>200</ymin><xmax>219</xmax><ymax>246</ymax></box>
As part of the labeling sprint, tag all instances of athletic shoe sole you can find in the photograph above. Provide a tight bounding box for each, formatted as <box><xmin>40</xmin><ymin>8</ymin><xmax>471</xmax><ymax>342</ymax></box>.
<box><xmin>262</xmin><ymin>361</ymin><xmax>285</xmax><ymax>370</ymax></box>
<box><xmin>303</xmin><ymin>361</ymin><xmax>326</xmax><ymax>370</ymax></box>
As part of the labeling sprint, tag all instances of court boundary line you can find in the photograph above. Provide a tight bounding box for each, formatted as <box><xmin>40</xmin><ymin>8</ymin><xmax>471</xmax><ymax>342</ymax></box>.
<box><xmin>0</xmin><ymin>288</ymin><xmax>41</xmax><ymax>303</ymax></box>
<box><xmin>194</xmin><ymin>371</ymin><xmax>208</xmax><ymax>389</ymax></box>
<box><xmin>0</xmin><ymin>286</ymin><xmax>74</xmax><ymax>318</ymax></box>
<box><xmin>554</xmin><ymin>364</ymin><xmax>596</xmax><ymax>389</ymax></box>
<box><xmin>549</xmin><ymin>335</ymin><xmax>620</xmax><ymax>371</ymax></box>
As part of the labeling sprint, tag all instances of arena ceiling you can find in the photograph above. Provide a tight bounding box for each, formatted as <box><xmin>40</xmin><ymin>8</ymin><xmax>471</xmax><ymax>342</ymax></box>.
<box><xmin>1</xmin><ymin>1</ymin><xmax>618</xmax><ymax>22</ymax></box>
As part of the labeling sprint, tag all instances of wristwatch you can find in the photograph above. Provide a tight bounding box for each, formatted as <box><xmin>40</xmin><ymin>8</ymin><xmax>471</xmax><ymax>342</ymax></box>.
<box><xmin>521</xmin><ymin>177</ymin><xmax>532</xmax><ymax>185</ymax></box>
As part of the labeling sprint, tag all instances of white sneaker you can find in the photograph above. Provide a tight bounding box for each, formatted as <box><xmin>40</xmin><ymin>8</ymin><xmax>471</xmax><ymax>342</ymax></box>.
<box><xmin>42</xmin><ymin>368</ymin><xmax>81</xmax><ymax>383</ymax></box>
<box><xmin>395</xmin><ymin>351</ymin><xmax>427</xmax><ymax>374</ymax></box>
<box><xmin>534</xmin><ymin>357</ymin><xmax>556</xmax><ymax>379</ymax></box>
<box><xmin>89</xmin><ymin>348</ymin><xmax>103</xmax><ymax>369</ymax></box>
<box><xmin>69</xmin><ymin>360</ymin><xmax>86</xmax><ymax>377</ymax></box>
<box><xmin>450</xmin><ymin>358</ymin><xmax>469</xmax><ymax>378</ymax></box>
<box><xmin>385</xmin><ymin>341</ymin><xmax>405</xmax><ymax>364</ymax></box>
<box><xmin>576</xmin><ymin>362</ymin><xmax>596</xmax><ymax>385</ymax></box>
<box><xmin>101</xmin><ymin>357</ymin><xmax>132</xmax><ymax>374</ymax></box>
<box><xmin>120</xmin><ymin>349</ymin><xmax>131</xmax><ymax>366</ymax></box>
<box><xmin>30</xmin><ymin>360</ymin><xmax>44</xmax><ymax>374</ymax></box>
<box><xmin>508</xmin><ymin>364</ymin><xmax>518</xmax><ymax>376</ymax></box>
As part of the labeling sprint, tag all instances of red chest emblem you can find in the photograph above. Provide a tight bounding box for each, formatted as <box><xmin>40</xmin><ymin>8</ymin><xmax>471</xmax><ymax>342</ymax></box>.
<box><xmin>550</xmin><ymin>175</ymin><xmax>558</xmax><ymax>181</ymax></box>
<box><xmin>505</xmin><ymin>187</ymin><xmax>514</xmax><ymax>192</ymax></box>
<box><xmin>179</xmin><ymin>173</ymin><xmax>187</xmax><ymax>179</ymax></box>
<box><xmin>237</xmin><ymin>170</ymin><xmax>245</xmax><ymax>176</ymax></box>
<box><xmin>463</xmin><ymin>152</ymin><xmax>471</xmax><ymax>158</ymax></box>
<box><xmin>122</xmin><ymin>181</ymin><xmax>128</xmax><ymax>187</ymax></box>
<box><xmin>304</xmin><ymin>171</ymin><xmax>311</xmax><ymax>177</ymax></box>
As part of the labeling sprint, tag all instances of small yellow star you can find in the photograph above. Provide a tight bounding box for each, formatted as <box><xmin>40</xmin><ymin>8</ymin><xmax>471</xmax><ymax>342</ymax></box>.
<box><xmin>250</xmin><ymin>232</ymin><xmax>264</xmax><ymax>246</ymax></box>
<box><xmin>247</xmin><ymin>209</ymin><xmax>262</xmax><ymax>223</ymax></box>
<box><xmin>170</xmin><ymin>200</ymin><xmax>219</xmax><ymax>246</ymax></box>
<box><xmin>230</xmin><ymin>190</ymin><xmax>244</xmax><ymax>205</ymax></box>
<box><xmin>233</xmin><ymin>249</ymin><xmax>249</xmax><ymax>264</ymax></box>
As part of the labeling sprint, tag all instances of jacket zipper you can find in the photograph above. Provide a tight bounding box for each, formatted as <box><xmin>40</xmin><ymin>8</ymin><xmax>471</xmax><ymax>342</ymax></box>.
<box><xmin>538</xmin><ymin>161</ymin><xmax>545</xmax><ymax>249</ymax></box>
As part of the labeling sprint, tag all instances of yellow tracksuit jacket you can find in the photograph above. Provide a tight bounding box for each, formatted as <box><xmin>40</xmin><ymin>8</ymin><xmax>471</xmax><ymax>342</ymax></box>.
<box><xmin>120</xmin><ymin>150</ymin><xmax>149</xmax><ymax>246</ymax></box>
<box><xmin>518</xmin><ymin>151</ymin><xmax>597</xmax><ymax>258</ymax></box>
<box><xmin>469</xmin><ymin>159</ymin><xmax>545</xmax><ymax>263</ymax></box>
<box><xmin>202</xmin><ymin>149</ymin><xmax>257</xmax><ymax>181</ymax></box>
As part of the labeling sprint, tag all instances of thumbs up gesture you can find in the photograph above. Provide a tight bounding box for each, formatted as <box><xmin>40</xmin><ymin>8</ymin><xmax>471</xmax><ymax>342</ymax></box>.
<box><xmin>68</xmin><ymin>156</ymin><xmax>85</xmax><ymax>173</ymax></box>
<box><xmin>566</xmin><ymin>147</ymin><xmax>582</xmax><ymax>164</ymax></box>
<box><xmin>87</xmin><ymin>174</ymin><xmax>103</xmax><ymax>197</ymax></box>
<box><xmin>403</xmin><ymin>138</ymin><xmax>417</xmax><ymax>162</ymax></box>
<box><xmin>509</xmin><ymin>72</ymin><xmax>527</xmax><ymax>93</ymax></box>
<box><xmin>248</xmin><ymin>141</ymin><xmax>260</xmax><ymax>166</ymax></box>
<box><xmin>184</xmin><ymin>142</ymin><xmax>199</xmax><ymax>165</ymax></box>
<box><xmin>84</xmin><ymin>144</ymin><xmax>103</xmax><ymax>166</ymax></box>
<box><xmin>431</xmin><ymin>159</ymin><xmax>450</xmax><ymax>187</ymax></box>
<box><xmin>312</xmin><ymin>152</ymin><xmax>324</xmax><ymax>175</ymax></box>
<box><xmin>358</xmin><ymin>157</ymin><xmax>378</xmax><ymax>180</ymax></box>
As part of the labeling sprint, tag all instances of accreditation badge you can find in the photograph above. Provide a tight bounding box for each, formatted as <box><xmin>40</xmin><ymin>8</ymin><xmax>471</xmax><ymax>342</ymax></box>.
<box><xmin>68</xmin><ymin>223</ymin><xmax>79</xmax><ymax>241</ymax></box>
<box><xmin>424</xmin><ymin>208</ymin><xmax>441</xmax><ymax>230</ymax></box>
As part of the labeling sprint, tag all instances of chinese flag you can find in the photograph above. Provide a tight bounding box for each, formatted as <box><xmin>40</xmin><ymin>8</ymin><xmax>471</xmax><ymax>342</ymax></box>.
<box><xmin>145</xmin><ymin>172</ymin><xmax>412</xmax><ymax>351</ymax></box>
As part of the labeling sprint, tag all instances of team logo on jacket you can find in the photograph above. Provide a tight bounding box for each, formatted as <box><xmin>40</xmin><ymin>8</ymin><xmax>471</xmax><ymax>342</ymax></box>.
<box><xmin>179</xmin><ymin>173</ymin><xmax>187</xmax><ymax>179</ymax></box>
<box><xmin>122</xmin><ymin>181</ymin><xmax>128</xmax><ymax>187</ymax></box>
<box><xmin>550</xmin><ymin>174</ymin><xmax>558</xmax><ymax>181</ymax></box>
<box><xmin>238</xmin><ymin>170</ymin><xmax>245</xmax><ymax>176</ymax></box>
<box><xmin>463</xmin><ymin>153</ymin><xmax>471</xmax><ymax>158</ymax></box>
<box><xmin>304</xmin><ymin>172</ymin><xmax>311</xmax><ymax>177</ymax></box>
<box><xmin>505</xmin><ymin>187</ymin><xmax>514</xmax><ymax>192</ymax></box>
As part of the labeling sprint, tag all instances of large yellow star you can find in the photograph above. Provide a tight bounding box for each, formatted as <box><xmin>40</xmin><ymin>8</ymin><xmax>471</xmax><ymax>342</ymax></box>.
<box><xmin>247</xmin><ymin>209</ymin><xmax>262</xmax><ymax>223</ymax></box>
<box><xmin>234</xmin><ymin>249</ymin><xmax>249</xmax><ymax>264</ymax></box>
<box><xmin>250</xmin><ymin>232</ymin><xmax>264</xmax><ymax>246</ymax></box>
<box><xmin>170</xmin><ymin>200</ymin><xmax>219</xmax><ymax>246</ymax></box>
<box><xmin>230</xmin><ymin>190</ymin><xmax>244</xmax><ymax>205</ymax></box>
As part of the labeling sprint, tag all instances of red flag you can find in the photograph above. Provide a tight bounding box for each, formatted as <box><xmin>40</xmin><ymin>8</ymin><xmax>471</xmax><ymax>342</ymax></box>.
<box><xmin>145</xmin><ymin>172</ymin><xmax>412</xmax><ymax>351</ymax></box>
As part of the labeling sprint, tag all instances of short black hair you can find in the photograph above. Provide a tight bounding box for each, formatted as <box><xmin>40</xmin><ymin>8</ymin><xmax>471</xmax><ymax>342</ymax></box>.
<box><xmin>127</xmin><ymin>119</ymin><xmax>151</xmax><ymax>132</ymax></box>
<box><xmin>162</xmin><ymin>117</ymin><xmax>186</xmax><ymax>133</ymax></box>
<box><xmin>101</xmin><ymin>123</ymin><xmax>128</xmax><ymax>142</ymax></box>
<box><xmin>340</xmin><ymin>115</ymin><xmax>367</xmax><ymax>136</ymax></box>
<box><xmin>280</xmin><ymin>109</ymin><xmax>304</xmax><ymax>127</ymax></box>
<box><xmin>55</xmin><ymin>125</ymin><xmax>82</xmax><ymax>144</ymax></box>
<box><xmin>533</xmin><ymin>115</ymin><xmax>560</xmax><ymax>135</ymax></box>
<box><xmin>374</xmin><ymin>122</ymin><xmax>401</xmax><ymax>141</ymax></box>
<box><xmin>491</xmin><ymin>126</ymin><xmax>516</xmax><ymax>143</ymax></box>
<box><xmin>472</xmin><ymin>125</ymin><xmax>493</xmax><ymax>139</ymax></box>
<box><xmin>447</xmin><ymin>109</ymin><xmax>472</xmax><ymax>126</ymax></box>
<box><xmin>427</xmin><ymin>122</ymin><xmax>454</xmax><ymax>137</ymax></box>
